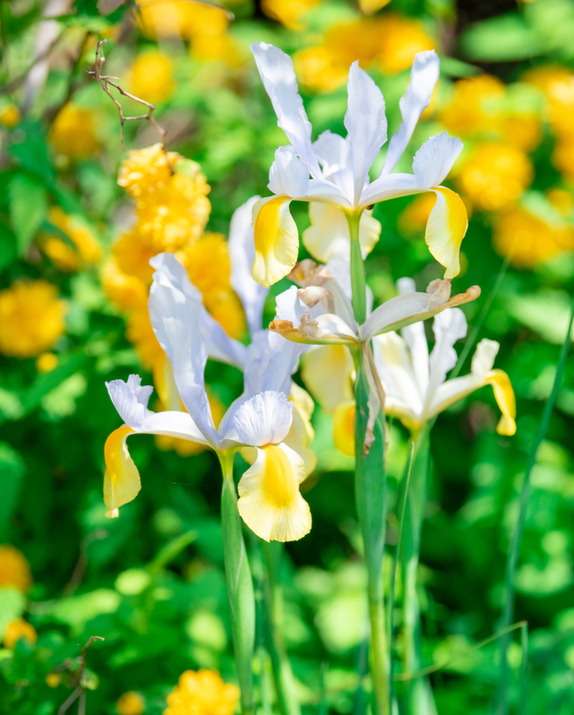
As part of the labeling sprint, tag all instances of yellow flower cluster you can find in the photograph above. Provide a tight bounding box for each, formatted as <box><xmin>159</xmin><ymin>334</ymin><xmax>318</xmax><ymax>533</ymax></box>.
<box><xmin>0</xmin><ymin>545</ymin><xmax>32</xmax><ymax>591</ymax></box>
<box><xmin>49</xmin><ymin>103</ymin><xmax>99</xmax><ymax>161</ymax></box>
<box><xmin>261</xmin><ymin>0</ymin><xmax>322</xmax><ymax>30</ymax></box>
<box><xmin>116</xmin><ymin>691</ymin><xmax>145</xmax><ymax>715</ymax></box>
<box><xmin>294</xmin><ymin>14</ymin><xmax>436</xmax><ymax>93</ymax></box>
<box><xmin>163</xmin><ymin>669</ymin><xmax>239</xmax><ymax>715</ymax></box>
<box><xmin>492</xmin><ymin>191</ymin><xmax>574</xmax><ymax>268</ymax></box>
<box><xmin>524</xmin><ymin>66</ymin><xmax>574</xmax><ymax>182</ymax></box>
<box><xmin>40</xmin><ymin>207</ymin><xmax>103</xmax><ymax>272</ymax></box>
<box><xmin>128</xmin><ymin>50</ymin><xmax>175</xmax><ymax>104</ymax></box>
<box><xmin>0</xmin><ymin>104</ymin><xmax>20</xmax><ymax>128</ymax></box>
<box><xmin>0</xmin><ymin>281</ymin><xmax>66</xmax><ymax>358</ymax></box>
<box><xmin>3</xmin><ymin>619</ymin><xmax>37</xmax><ymax>649</ymax></box>
<box><xmin>136</xmin><ymin>0</ymin><xmax>242</xmax><ymax>66</ymax></box>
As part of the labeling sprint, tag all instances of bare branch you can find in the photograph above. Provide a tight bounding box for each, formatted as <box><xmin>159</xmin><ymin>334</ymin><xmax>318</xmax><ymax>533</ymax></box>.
<box><xmin>87</xmin><ymin>39</ymin><xmax>167</xmax><ymax>151</ymax></box>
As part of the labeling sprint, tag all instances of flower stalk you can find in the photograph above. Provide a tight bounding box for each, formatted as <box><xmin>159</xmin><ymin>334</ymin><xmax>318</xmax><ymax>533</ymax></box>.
<box><xmin>220</xmin><ymin>453</ymin><xmax>256</xmax><ymax>715</ymax></box>
<box><xmin>348</xmin><ymin>212</ymin><xmax>367</xmax><ymax>326</ymax></box>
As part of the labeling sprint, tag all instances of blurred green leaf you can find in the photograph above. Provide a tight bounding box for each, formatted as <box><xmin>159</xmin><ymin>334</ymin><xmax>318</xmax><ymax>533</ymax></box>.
<box><xmin>9</xmin><ymin>123</ymin><xmax>55</xmax><ymax>184</ymax></box>
<box><xmin>0</xmin><ymin>224</ymin><xmax>17</xmax><ymax>272</ymax></box>
<box><xmin>23</xmin><ymin>354</ymin><xmax>87</xmax><ymax>414</ymax></box>
<box><xmin>0</xmin><ymin>589</ymin><xmax>26</xmax><ymax>641</ymax></box>
<box><xmin>8</xmin><ymin>174</ymin><xmax>48</xmax><ymax>255</ymax></box>
<box><xmin>34</xmin><ymin>589</ymin><xmax>120</xmax><ymax>629</ymax></box>
<box><xmin>0</xmin><ymin>443</ymin><xmax>25</xmax><ymax>539</ymax></box>
<box><xmin>461</xmin><ymin>14</ymin><xmax>546</xmax><ymax>61</ymax></box>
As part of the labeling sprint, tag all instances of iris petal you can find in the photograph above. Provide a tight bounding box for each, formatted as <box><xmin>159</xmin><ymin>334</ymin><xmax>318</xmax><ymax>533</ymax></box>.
<box><xmin>425</xmin><ymin>187</ymin><xmax>468</xmax><ymax>279</ymax></box>
<box><xmin>103</xmin><ymin>425</ymin><xmax>141</xmax><ymax>518</ymax></box>
<box><xmin>252</xmin><ymin>197</ymin><xmax>299</xmax><ymax>288</ymax></box>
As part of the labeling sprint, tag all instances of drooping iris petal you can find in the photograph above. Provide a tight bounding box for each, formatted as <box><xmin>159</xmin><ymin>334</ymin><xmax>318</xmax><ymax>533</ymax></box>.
<box><xmin>303</xmin><ymin>203</ymin><xmax>381</xmax><ymax>263</ymax></box>
<box><xmin>237</xmin><ymin>443</ymin><xmax>311</xmax><ymax>542</ymax></box>
<box><xmin>252</xmin><ymin>197</ymin><xmax>300</xmax><ymax>287</ymax></box>
<box><xmin>301</xmin><ymin>344</ymin><xmax>355</xmax><ymax>412</ymax></box>
<box><xmin>485</xmin><ymin>369</ymin><xmax>517</xmax><ymax>436</ymax></box>
<box><xmin>425</xmin><ymin>188</ymin><xmax>468</xmax><ymax>279</ymax></box>
<box><xmin>333</xmin><ymin>400</ymin><xmax>356</xmax><ymax>457</ymax></box>
<box><xmin>103</xmin><ymin>426</ymin><xmax>140</xmax><ymax>518</ymax></box>
<box><xmin>344</xmin><ymin>61</ymin><xmax>387</xmax><ymax>205</ymax></box>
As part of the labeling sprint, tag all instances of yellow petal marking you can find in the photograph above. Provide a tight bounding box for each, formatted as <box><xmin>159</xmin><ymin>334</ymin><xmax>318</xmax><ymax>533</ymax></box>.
<box><xmin>485</xmin><ymin>369</ymin><xmax>517</xmax><ymax>436</ymax></box>
<box><xmin>251</xmin><ymin>197</ymin><xmax>299</xmax><ymax>288</ymax></box>
<box><xmin>237</xmin><ymin>443</ymin><xmax>311</xmax><ymax>542</ymax></box>
<box><xmin>103</xmin><ymin>425</ymin><xmax>141</xmax><ymax>518</ymax></box>
<box><xmin>425</xmin><ymin>187</ymin><xmax>468</xmax><ymax>280</ymax></box>
<box><xmin>333</xmin><ymin>400</ymin><xmax>356</xmax><ymax>457</ymax></box>
<box><xmin>301</xmin><ymin>345</ymin><xmax>355</xmax><ymax>412</ymax></box>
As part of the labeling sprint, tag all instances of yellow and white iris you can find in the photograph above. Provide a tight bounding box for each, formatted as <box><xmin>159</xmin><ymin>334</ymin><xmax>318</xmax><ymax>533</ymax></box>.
<box><xmin>104</xmin><ymin>252</ymin><xmax>314</xmax><ymax>542</ymax></box>
<box><xmin>250</xmin><ymin>42</ymin><xmax>468</xmax><ymax>286</ymax></box>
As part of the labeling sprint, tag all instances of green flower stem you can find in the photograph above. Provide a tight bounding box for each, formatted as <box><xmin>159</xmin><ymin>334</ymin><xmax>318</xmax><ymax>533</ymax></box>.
<box><xmin>496</xmin><ymin>298</ymin><xmax>574</xmax><ymax>715</ymax></box>
<box><xmin>348</xmin><ymin>212</ymin><xmax>367</xmax><ymax>326</ymax></box>
<box><xmin>400</xmin><ymin>424</ymin><xmax>435</xmax><ymax>713</ymax></box>
<box><xmin>354</xmin><ymin>346</ymin><xmax>390</xmax><ymax>715</ymax></box>
<box><xmin>220</xmin><ymin>454</ymin><xmax>256</xmax><ymax>715</ymax></box>
<box><xmin>261</xmin><ymin>541</ymin><xmax>301</xmax><ymax>715</ymax></box>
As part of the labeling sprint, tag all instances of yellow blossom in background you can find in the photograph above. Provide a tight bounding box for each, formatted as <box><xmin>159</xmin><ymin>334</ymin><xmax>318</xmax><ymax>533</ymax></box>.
<box><xmin>118</xmin><ymin>144</ymin><xmax>179</xmax><ymax>199</ymax></box>
<box><xmin>101</xmin><ymin>259</ymin><xmax>149</xmax><ymax>312</ymax></box>
<box><xmin>40</xmin><ymin>208</ymin><xmax>102</xmax><ymax>272</ymax></box>
<box><xmin>49</xmin><ymin>103</ymin><xmax>99</xmax><ymax>160</ymax></box>
<box><xmin>3</xmin><ymin>619</ymin><xmax>37</xmax><ymax>649</ymax></box>
<box><xmin>398</xmin><ymin>193</ymin><xmax>439</xmax><ymax>234</ymax></box>
<box><xmin>0</xmin><ymin>104</ymin><xmax>20</xmax><ymax>128</ymax></box>
<box><xmin>126</xmin><ymin>306</ymin><xmax>165</xmax><ymax>371</ymax></box>
<box><xmin>294</xmin><ymin>14</ymin><xmax>436</xmax><ymax>92</ymax></box>
<box><xmin>112</xmin><ymin>230</ymin><xmax>157</xmax><ymax>285</ymax></box>
<box><xmin>523</xmin><ymin>65</ymin><xmax>574</xmax><ymax>140</ymax></box>
<box><xmin>552</xmin><ymin>137</ymin><xmax>574</xmax><ymax>182</ymax></box>
<box><xmin>163</xmin><ymin>669</ymin><xmax>239</xmax><ymax>715</ymax></box>
<box><xmin>116</xmin><ymin>691</ymin><xmax>145</xmax><ymax>715</ymax></box>
<box><xmin>136</xmin><ymin>0</ymin><xmax>196</xmax><ymax>39</ymax></box>
<box><xmin>0</xmin><ymin>545</ymin><xmax>32</xmax><ymax>591</ymax></box>
<box><xmin>547</xmin><ymin>188</ymin><xmax>574</xmax><ymax>216</ymax></box>
<box><xmin>456</xmin><ymin>142</ymin><xmax>533</xmax><ymax>212</ymax></box>
<box><xmin>0</xmin><ymin>281</ymin><xmax>66</xmax><ymax>359</ymax></box>
<box><xmin>492</xmin><ymin>204</ymin><xmax>574</xmax><ymax>268</ymax></box>
<box><xmin>261</xmin><ymin>0</ymin><xmax>322</xmax><ymax>30</ymax></box>
<box><xmin>128</xmin><ymin>50</ymin><xmax>175</xmax><ymax>103</ymax></box>
<box><xmin>438</xmin><ymin>74</ymin><xmax>541</xmax><ymax>151</ymax></box>
<box><xmin>359</xmin><ymin>0</ymin><xmax>392</xmax><ymax>12</ymax></box>
<box><xmin>36</xmin><ymin>352</ymin><xmax>58</xmax><ymax>373</ymax></box>
<box><xmin>45</xmin><ymin>673</ymin><xmax>62</xmax><ymax>688</ymax></box>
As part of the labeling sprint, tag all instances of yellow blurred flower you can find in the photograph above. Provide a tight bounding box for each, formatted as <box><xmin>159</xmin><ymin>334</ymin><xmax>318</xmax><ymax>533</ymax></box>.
<box><xmin>128</xmin><ymin>50</ymin><xmax>175</xmax><ymax>103</ymax></box>
<box><xmin>359</xmin><ymin>0</ymin><xmax>392</xmax><ymax>12</ymax></box>
<box><xmin>137</xmin><ymin>0</ymin><xmax>196</xmax><ymax>39</ymax></box>
<box><xmin>163</xmin><ymin>669</ymin><xmax>239</xmax><ymax>715</ymax></box>
<box><xmin>0</xmin><ymin>104</ymin><xmax>21</xmax><ymax>128</ymax></box>
<box><xmin>295</xmin><ymin>14</ymin><xmax>436</xmax><ymax>92</ymax></box>
<box><xmin>261</xmin><ymin>0</ymin><xmax>322</xmax><ymax>30</ymax></box>
<box><xmin>116</xmin><ymin>691</ymin><xmax>145</xmax><ymax>715</ymax></box>
<box><xmin>126</xmin><ymin>305</ymin><xmax>164</xmax><ymax>370</ymax></box>
<box><xmin>49</xmin><ymin>103</ymin><xmax>99</xmax><ymax>160</ymax></box>
<box><xmin>456</xmin><ymin>142</ymin><xmax>533</xmax><ymax>212</ymax></box>
<box><xmin>45</xmin><ymin>673</ymin><xmax>62</xmax><ymax>688</ymax></box>
<box><xmin>398</xmin><ymin>193</ymin><xmax>439</xmax><ymax>234</ymax></box>
<box><xmin>492</xmin><ymin>204</ymin><xmax>574</xmax><ymax>268</ymax></box>
<box><xmin>0</xmin><ymin>545</ymin><xmax>32</xmax><ymax>591</ymax></box>
<box><xmin>118</xmin><ymin>144</ymin><xmax>180</xmax><ymax>199</ymax></box>
<box><xmin>36</xmin><ymin>352</ymin><xmax>58</xmax><ymax>373</ymax></box>
<box><xmin>523</xmin><ymin>65</ymin><xmax>574</xmax><ymax>140</ymax></box>
<box><xmin>101</xmin><ymin>259</ymin><xmax>149</xmax><ymax>313</ymax></box>
<box><xmin>553</xmin><ymin>137</ymin><xmax>574</xmax><ymax>182</ymax></box>
<box><xmin>112</xmin><ymin>230</ymin><xmax>157</xmax><ymax>285</ymax></box>
<box><xmin>438</xmin><ymin>74</ymin><xmax>541</xmax><ymax>151</ymax></box>
<box><xmin>203</xmin><ymin>292</ymin><xmax>245</xmax><ymax>341</ymax></box>
<box><xmin>547</xmin><ymin>188</ymin><xmax>574</xmax><ymax>216</ymax></box>
<box><xmin>40</xmin><ymin>207</ymin><xmax>102</xmax><ymax>272</ymax></box>
<box><xmin>3</xmin><ymin>619</ymin><xmax>37</xmax><ymax>649</ymax></box>
<box><xmin>0</xmin><ymin>281</ymin><xmax>66</xmax><ymax>358</ymax></box>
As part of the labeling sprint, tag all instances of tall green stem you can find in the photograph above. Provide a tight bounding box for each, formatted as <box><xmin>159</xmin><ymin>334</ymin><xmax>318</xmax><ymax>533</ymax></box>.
<box><xmin>262</xmin><ymin>541</ymin><xmax>301</xmax><ymax>715</ymax></box>
<box><xmin>354</xmin><ymin>347</ymin><xmax>390</xmax><ymax>715</ymax></box>
<box><xmin>220</xmin><ymin>454</ymin><xmax>256</xmax><ymax>715</ymax></box>
<box><xmin>348</xmin><ymin>212</ymin><xmax>367</xmax><ymax>325</ymax></box>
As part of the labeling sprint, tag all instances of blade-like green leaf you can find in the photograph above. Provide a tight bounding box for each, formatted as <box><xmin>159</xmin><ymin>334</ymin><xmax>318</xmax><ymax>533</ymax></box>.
<box><xmin>8</xmin><ymin>173</ymin><xmax>48</xmax><ymax>255</ymax></box>
<box><xmin>0</xmin><ymin>443</ymin><xmax>25</xmax><ymax>540</ymax></box>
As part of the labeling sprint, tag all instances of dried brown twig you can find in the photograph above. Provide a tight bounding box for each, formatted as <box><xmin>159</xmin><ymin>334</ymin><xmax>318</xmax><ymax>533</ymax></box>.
<box><xmin>57</xmin><ymin>636</ymin><xmax>104</xmax><ymax>715</ymax></box>
<box><xmin>87</xmin><ymin>39</ymin><xmax>166</xmax><ymax>150</ymax></box>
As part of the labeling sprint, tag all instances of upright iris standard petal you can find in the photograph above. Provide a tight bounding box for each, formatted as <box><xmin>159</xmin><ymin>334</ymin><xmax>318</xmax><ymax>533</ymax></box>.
<box><xmin>303</xmin><ymin>203</ymin><xmax>381</xmax><ymax>263</ymax></box>
<box><xmin>381</xmin><ymin>50</ymin><xmax>440</xmax><ymax>176</ymax></box>
<box><xmin>301</xmin><ymin>344</ymin><xmax>355</xmax><ymax>412</ymax></box>
<box><xmin>228</xmin><ymin>195</ymin><xmax>268</xmax><ymax>338</ymax></box>
<box><xmin>231</xmin><ymin>391</ymin><xmax>293</xmax><ymax>447</ymax></box>
<box><xmin>485</xmin><ymin>370</ymin><xmax>517</xmax><ymax>436</ymax></box>
<box><xmin>344</xmin><ymin>61</ymin><xmax>387</xmax><ymax>206</ymax></box>
<box><xmin>103</xmin><ymin>426</ymin><xmax>140</xmax><ymax>518</ymax></box>
<box><xmin>250</xmin><ymin>42</ymin><xmax>321</xmax><ymax>178</ymax></box>
<box><xmin>252</xmin><ymin>197</ymin><xmax>300</xmax><ymax>287</ymax></box>
<box><xmin>237</xmin><ymin>443</ymin><xmax>311</xmax><ymax>542</ymax></box>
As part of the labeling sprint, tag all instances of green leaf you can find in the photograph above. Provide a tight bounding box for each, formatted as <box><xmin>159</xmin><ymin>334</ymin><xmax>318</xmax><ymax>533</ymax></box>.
<box><xmin>460</xmin><ymin>14</ymin><xmax>546</xmax><ymax>61</ymax></box>
<box><xmin>0</xmin><ymin>443</ymin><xmax>25</xmax><ymax>540</ymax></box>
<box><xmin>0</xmin><ymin>224</ymin><xmax>17</xmax><ymax>272</ymax></box>
<box><xmin>0</xmin><ymin>588</ymin><xmax>26</xmax><ymax>641</ymax></box>
<box><xmin>8</xmin><ymin>174</ymin><xmax>48</xmax><ymax>255</ymax></box>
<box><xmin>9</xmin><ymin>122</ymin><xmax>55</xmax><ymax>184</ymax></box>
<box><xmin>22</xmin><ymin>354</ymin><xmax>87</xmax><ymax>415</ymax></box>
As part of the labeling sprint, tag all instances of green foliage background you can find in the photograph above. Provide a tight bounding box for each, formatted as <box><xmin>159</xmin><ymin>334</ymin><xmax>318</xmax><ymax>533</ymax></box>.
<box><xmin>1</xmin><ymin>1</ymin><xmax>574</xmax><ymax>713</ymax></box>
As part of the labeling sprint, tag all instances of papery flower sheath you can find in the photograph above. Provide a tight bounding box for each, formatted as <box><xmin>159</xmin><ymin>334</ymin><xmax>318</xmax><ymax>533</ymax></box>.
<box><xmin>250</xmin><ymin>42</ymin><xmax>468</xmax><ymax>285</ymax></box>
<box><xmin>104</xmin><ymin>253</ymin><xmax>313</xmax><ymax>542</ymax></box>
